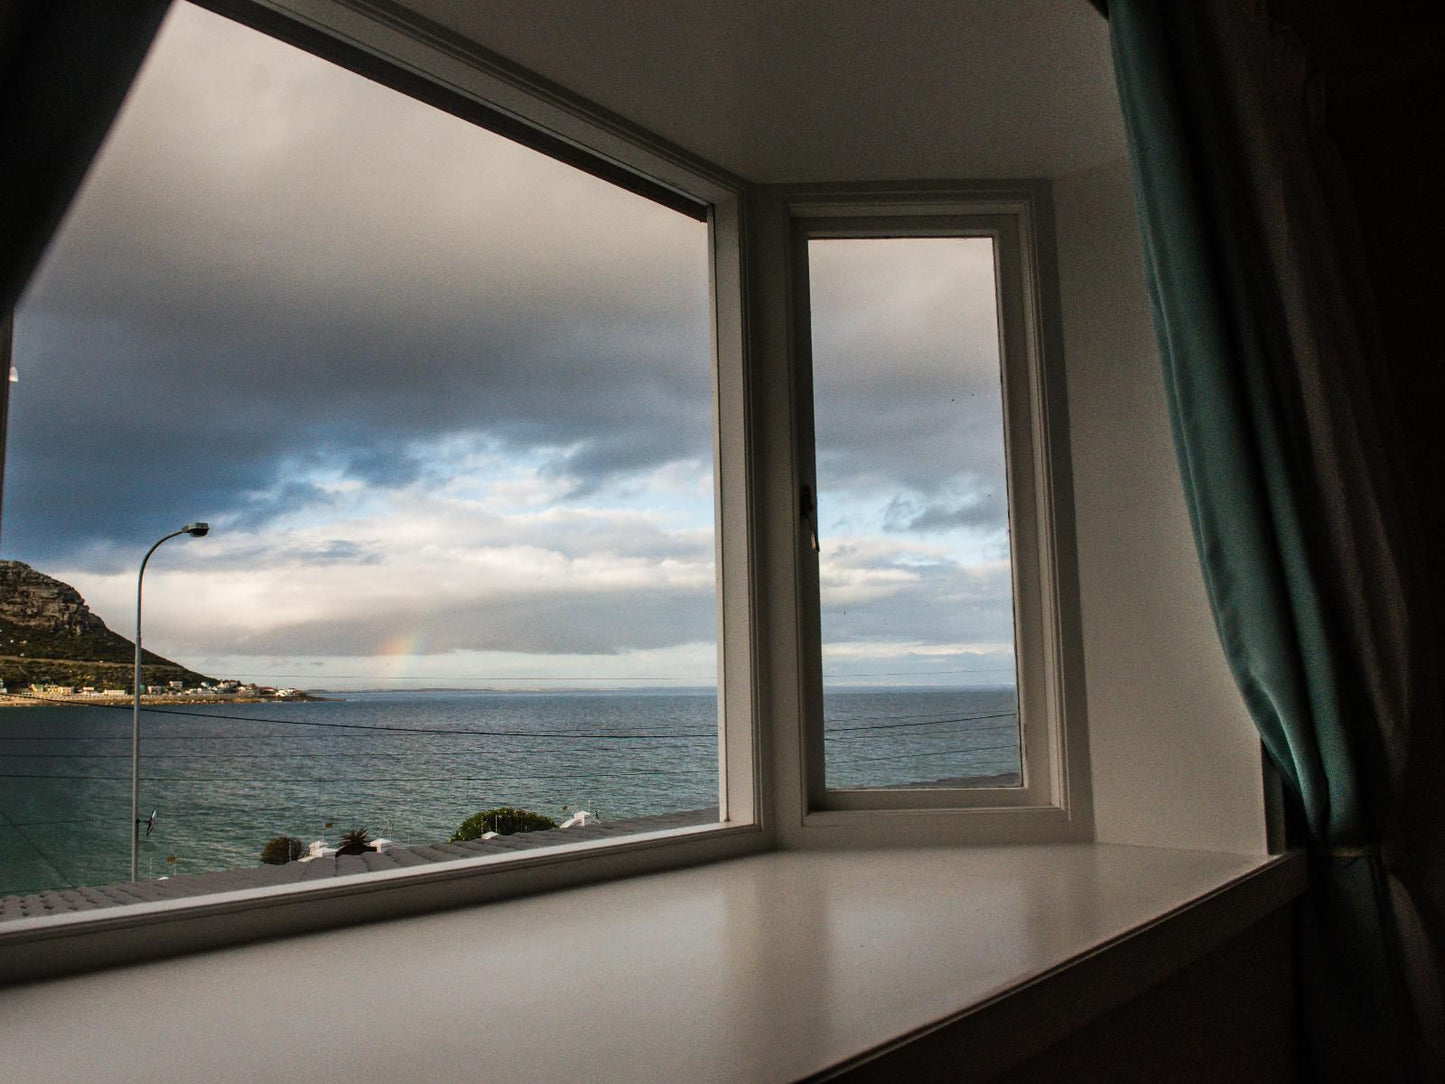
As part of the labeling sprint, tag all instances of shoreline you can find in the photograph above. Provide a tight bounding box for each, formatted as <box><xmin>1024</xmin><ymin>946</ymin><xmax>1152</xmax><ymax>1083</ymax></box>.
<box><xmin>0</xmin><ymin>693</ymin><xmax>327</xmax><ymax>709</ymax></box>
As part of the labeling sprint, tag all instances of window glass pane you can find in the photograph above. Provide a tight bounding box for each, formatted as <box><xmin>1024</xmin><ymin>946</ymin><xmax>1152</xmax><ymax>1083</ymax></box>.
<box><xmin>0</xmin><ymin>2</ymin><xmax>718</xmax><ymax>906</ymax></box>
<box><xmin>808</xmin><ymin>237</ymin><xmax>1020</xmax><ymax>790</ymax></box>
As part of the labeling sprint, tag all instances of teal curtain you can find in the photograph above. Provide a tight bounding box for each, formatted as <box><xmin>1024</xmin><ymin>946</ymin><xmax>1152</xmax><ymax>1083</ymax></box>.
<box><xmin>1103</xmin><ymin>2</ymin><xmax>1442</xmax><ymax>1079</ymax></box>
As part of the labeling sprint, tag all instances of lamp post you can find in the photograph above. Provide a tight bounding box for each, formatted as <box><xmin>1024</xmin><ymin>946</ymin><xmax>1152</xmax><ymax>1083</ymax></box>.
<box><xmin>131</xmin><ymin>522</ymin><xmax>209</xmax><ymax>881</ymax></box>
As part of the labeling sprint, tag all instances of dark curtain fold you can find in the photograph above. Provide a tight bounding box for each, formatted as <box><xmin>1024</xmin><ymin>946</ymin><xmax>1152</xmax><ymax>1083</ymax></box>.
<box><xmin>1103</xmin><ymin>1</ymin><xmax>1443</xmax><ymax>1080</ymax></box>
<box><xmin>0</xmin><ymin>0</ymin><xmax>171</xmax><ymax>312</ymax></box>
<box><xmin>0</xmin><ymin>0</ymin><xmax>169</xmax><ymax>542</ymax></box>
<box><xmin>0</xmin><ymin>311</ymin><xmax>10</xmax><ymax>543</ymax></box>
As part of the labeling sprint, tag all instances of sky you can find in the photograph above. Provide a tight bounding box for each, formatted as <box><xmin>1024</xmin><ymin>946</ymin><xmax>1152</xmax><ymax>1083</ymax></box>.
<box><xmin>809</xmin><ymin>238</ymin><xmax>1016</xmax><ymax>686</ymax></box>
<box><xmin>4</xmin><ymin>2</ymin><xmax>1016</xmax><ymax>690</ymax></box>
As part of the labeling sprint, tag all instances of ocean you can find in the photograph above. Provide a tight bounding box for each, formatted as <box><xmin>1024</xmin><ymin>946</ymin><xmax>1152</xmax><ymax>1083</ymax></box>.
<box><xmin>0</xmin><ymin>686</ymin><xmax>1018</xmax><ymax>897</ymax></box>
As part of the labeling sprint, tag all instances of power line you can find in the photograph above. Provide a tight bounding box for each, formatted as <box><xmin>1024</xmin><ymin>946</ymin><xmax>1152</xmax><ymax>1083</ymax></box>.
<box><xmin>0</xmin><ymin>796</ymin><xmax>637</xmax><ymax>827</ymax></box>
<box><xmin>0</xmin><ymin>731</ymin><xmax>712</xmax><ymax>742</ymax></box>
<box><xmin>2</xmin><ymin>690</ymin><xmax>695</xmax><ymax>724</ymax></box>
<box><xmin>0</xmin><ymin>697</ymin><xmax>715</xmax><ymax>740</ymax></box>
<box><xmin>142</xmin><ymin>711</ymin><xmax>712</xmax><ymax>739</ymax></box>
<box><xmin>823</xmin><ymin>702</ymin><xmax>1017</xmax><ymax>724</ymax></box>
<box><xmin>0</xmin><ymin>711</ymin><xmax>1002</xmax><ymax>748</ymax></box>
<box><xmin>830</xmin><ymin>739</ymin><xmax>1020</xmax><ymax>766</ymax></box>
<box><xmin>0</xmin><ymin>705</ymin><xmax>1009</xmax><ymax>740</ymax></box>
<box><xmin>8</xmin><ymin>747</ymin><xmax>707</xmax><ymax>762</ymax></box>
<box><xmin>4</xmin><ymin>690</ymin><xmax>1016</xmax><ymax>738</ymax></box>
<box><xmin>0</xmin><ymin>803</ymin><xmax>76</xmax><ymax>889</ymax></box>
<box><xmin>823</xmin><ymin>667</ymin><xmax>1016</xmax><ymax>677</ymax></box>
<box><xmin>0</xmin><ymin>766</ymin><xmax>717</xmax><ymax>783</ymax></box>
<box><xmin>825</xmin><ymin>710</ymin><xmax>1016</xmax><ymax>736</ymax></box>
<box><xmin>1</xmin><ymin>801</ymin><xmax>721</xmax><ymax>828</ymax></box>
<box><xmin>0</xmin><ymin>746</ymin><xmax>1016</xmax><ymax>777</ymax></box>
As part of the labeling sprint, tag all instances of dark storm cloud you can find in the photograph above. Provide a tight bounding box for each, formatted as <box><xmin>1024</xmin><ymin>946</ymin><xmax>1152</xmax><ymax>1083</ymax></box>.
<box><xmin>807</xmin><ymin>237</ymin><xmax>1008</xmax><ymax>509</ymax></box>
<box><xmin>340</xmin><ymin>443</ymin><xmax>432</xmax><ymax>490</ymax></box>
<box><xmin>882</xmin><ymin>488</ymin><xmax>1007</xmax><ymax>534</ymax></box>
<box><xmin>4</xmin><ymin>3</ymin><xmax>710</xmax><ymax>566</ymax></box>
<box><xmin>2</xmin><ymin>4</ymin><xmax>1012</xmax><ymax>679</ymax></box>
<box><xmin>549</xmin><ymin>425</ymin><xmax>704</xmax><ymax>496</ymax></box>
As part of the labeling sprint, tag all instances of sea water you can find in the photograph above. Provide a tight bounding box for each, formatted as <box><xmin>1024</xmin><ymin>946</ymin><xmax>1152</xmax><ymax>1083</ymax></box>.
<box><xmin>0</xmin><ymin>686</ymin><xmax>1017</xmax><ymax>896</ymax></box>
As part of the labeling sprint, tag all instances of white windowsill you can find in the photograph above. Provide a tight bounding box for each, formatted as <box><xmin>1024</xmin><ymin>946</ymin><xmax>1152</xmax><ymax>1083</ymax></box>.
<box><xmin>0</xmin><ymin>842</ymin><xmax>1302</xmax><ymax>1082</ymax></box>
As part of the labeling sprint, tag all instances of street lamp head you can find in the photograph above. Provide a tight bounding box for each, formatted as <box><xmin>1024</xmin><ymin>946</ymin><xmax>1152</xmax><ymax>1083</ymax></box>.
<box><xmin>183</xmin><ymin>522</ymin><xmax>210</xmax><ymax>537</ymax></box>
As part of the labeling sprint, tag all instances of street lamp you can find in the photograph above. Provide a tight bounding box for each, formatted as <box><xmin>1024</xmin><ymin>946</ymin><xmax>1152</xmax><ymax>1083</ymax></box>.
<box><xmin>131</xmin><ymin>522</ymin><xmax>209</xmax><ymax>881</ymax></box>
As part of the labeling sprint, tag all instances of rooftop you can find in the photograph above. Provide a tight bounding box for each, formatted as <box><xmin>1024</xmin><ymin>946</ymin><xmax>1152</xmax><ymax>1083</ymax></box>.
<box><xmin>0</xmin><ymin>807</ymin><xmax>717</xmax><ymax>922</ymax></box>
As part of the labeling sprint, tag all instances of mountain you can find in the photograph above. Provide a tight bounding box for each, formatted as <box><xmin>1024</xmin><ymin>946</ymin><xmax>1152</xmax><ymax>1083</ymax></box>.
<box><xmin>0</xmin><ymin>560</ymin><xmax>215</xmax><ymax>690</ymax></box>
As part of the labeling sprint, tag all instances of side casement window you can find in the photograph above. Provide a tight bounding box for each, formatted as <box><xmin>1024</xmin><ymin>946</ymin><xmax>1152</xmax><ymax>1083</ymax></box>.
<box><xmin>789</xmin><ymin>188</ymin><xmax>1087</xmax><ymax>826</ymax></box>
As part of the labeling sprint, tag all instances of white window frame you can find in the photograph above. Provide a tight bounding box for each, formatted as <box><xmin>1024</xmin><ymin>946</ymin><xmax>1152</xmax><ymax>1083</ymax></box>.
<box><xmin>775</xmin><ymin>185</ymin><xmax>1091</xmax><ymax>844</ymax></box>
<box><xmin>1</xmin><ymin>5</ymin><xmax>1095</xmax><ymax>981</ymax></box>
<box><xmin>0</xmin><ymin>0</ymin><xmax>768</xmax><ymax>982</ymax></box>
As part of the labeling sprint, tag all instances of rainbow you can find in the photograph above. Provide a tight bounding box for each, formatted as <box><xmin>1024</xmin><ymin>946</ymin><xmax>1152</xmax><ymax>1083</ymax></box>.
<box><xmin>375</xmin><ymin>626</ymin><xmax>431</xmax><ymax>683</ymax></box>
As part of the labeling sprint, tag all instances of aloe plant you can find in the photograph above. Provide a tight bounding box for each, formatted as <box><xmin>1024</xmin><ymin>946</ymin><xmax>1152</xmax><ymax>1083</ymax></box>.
<box><xmin>335</xmin><ymin>827</ymin><xmax>374</xmax><ymax>856</ymax></box>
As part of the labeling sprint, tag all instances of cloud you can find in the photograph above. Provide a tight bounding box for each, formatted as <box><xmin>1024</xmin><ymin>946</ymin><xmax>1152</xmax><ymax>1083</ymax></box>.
<box><xmin>283</xmin><ymin>539</ymin><xmax>383</xmax><ymax>566</ymax></box>
<box><xmin>56</xmin><ymin>485</ymin><xmax>717</xmax><ymax>669</ymax></box>
<box><xmin>6</xmin><ymin>2</ymin><xmax>711</xmax><ymax>569</ymax></box>
<box><xmin>881</xmin><ymin>487</ymin><xmax>1008</xmax><ymax>534</ymax></box>
<box><xmin>218</xmin><ymin>587</ymin><xmax>713</xmax><ymax>658</ymax></box>
<box><xmin>2</xmin><ymin>5</ymin><xmax>1015</xmax><ymax>682</ymax></box>
<box><xmin>818</xmin><ymin>536</ymin><xmax>1016</xmax><ymax>647</ymax></box>
<box><xmin>807</xmin><ymin>236</ymin><xmax>1008</xmax><ymax>499</ymax></box>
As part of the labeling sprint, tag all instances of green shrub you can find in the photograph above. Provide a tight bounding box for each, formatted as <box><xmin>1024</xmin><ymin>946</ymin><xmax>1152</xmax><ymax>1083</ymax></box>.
<box><xmin>260</xmin><ymin>835</ymin><xmax>305</xmax><ymax>865</ymax></box>
<box><xmin>450</xmin><ymin>807</ymin><xmax>558</xmax><ymax>842</ymax></box>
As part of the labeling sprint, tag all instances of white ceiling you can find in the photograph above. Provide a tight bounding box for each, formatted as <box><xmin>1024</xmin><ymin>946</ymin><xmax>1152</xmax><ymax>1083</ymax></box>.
<box><xmin>392</xmin><ymin>0</ymin><xmax>1125</xmax><ymax>183</ymax></box>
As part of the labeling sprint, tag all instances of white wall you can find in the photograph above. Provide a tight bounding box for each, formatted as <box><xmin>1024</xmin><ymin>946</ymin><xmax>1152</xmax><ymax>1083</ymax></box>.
<box><xmin>1054</xmin><ymin>156</ymin><xmax>1269</xmax><ymax>854</ymax></box>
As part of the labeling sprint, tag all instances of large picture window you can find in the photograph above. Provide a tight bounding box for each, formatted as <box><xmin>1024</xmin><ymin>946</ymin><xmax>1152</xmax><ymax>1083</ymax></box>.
<box><xmin>0</xmin><ymin>0</ymin><xmax>755</xmax><ymax>923</ymax></box>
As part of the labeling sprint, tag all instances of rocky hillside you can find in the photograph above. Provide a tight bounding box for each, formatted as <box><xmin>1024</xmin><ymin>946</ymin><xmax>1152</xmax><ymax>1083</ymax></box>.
<box><xmin>0</xmin><ymin>560</ymin><xmax>215</xmax><ymax>690</ymax></box>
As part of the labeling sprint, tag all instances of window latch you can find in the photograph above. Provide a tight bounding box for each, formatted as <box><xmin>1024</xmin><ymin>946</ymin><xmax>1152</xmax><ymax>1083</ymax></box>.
<box><xmin>800</xmin><ymin>484</ymin><xmax>819</xmax><ymax>552</ymax></box>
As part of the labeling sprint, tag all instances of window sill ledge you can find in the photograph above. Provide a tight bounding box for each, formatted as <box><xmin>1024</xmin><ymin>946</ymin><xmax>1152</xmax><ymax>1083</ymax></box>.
<box><xmin>1</xmin><ymin>842</ymin><xmax>1304</xmax><ymax>1082</ymax></box>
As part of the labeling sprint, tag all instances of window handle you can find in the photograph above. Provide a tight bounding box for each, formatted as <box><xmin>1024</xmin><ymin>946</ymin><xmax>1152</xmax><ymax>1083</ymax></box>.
<box><xmin>801</xmin><ymin>484</ymin><xmax>820</xmax><ymax>552</ymax></box>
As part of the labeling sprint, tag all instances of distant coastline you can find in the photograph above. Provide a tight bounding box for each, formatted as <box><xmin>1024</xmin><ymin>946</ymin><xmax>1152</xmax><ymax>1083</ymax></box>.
<box><xmin>307</xmin><ymin>686</ymin><xmax>719</xmax><ymax>696</ymax></box>
<box><xmin>0</xmin><ymin>691</ymin><xmax>327</xmax><ymax>709</ymax></box>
